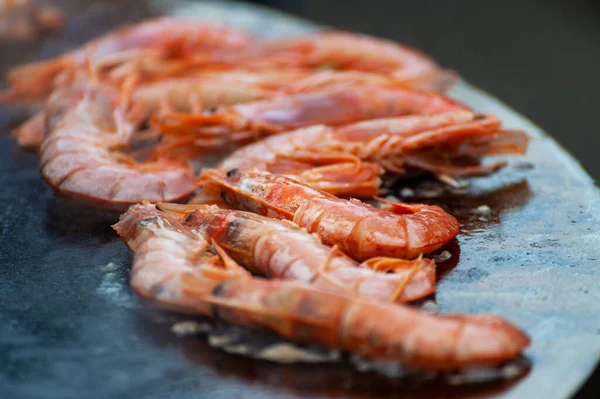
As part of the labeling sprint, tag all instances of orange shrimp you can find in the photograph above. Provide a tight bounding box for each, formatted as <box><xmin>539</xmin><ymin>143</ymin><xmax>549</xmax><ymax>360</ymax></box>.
<box><xmin>113</xmin><ymin>202</ymin><xmax>529</xmax><ymax>371</ymax></box>
<box><xmin>127</xmin><ymin>69</ymin><xmax>313</xmax><ymax>123</ymax></box>
<box><xmin>157</xmin><ymin>202</ymin><xmax>436</xmax><ymax>303</ymax></box>
<box><xmin>217</xmin><ymin>111</ymin><xmax>530</xmax><ymax>195</ymax></box>
<box><xmin>15</xmin><ymin>70</ymin><xmax>394</xmax><ymax>153</ymax></box>
<box><xmin>1</xmin><ymin>17</ymin><xmax>255</xmax><ymax>104</ymax></box>
<box><xmin>39</xmin><ymin>82</ymin><xmax>194</xmax><ymax>210</ymax></box>
<box><xmin>264</xmin><ymin>31</ymin><xmax>457</xmax><ymax>91</ymax></box>
<box><xmin>199</xmin><ymin>169</ymin><xmax>460</xmax><ymax>260</ymax></box>
<box><xmin>15</xmin><ymin>69</ymin><xmax>312</xmax><ymax>150</ymax></box>
<box><xmin>155</xmin><ymin>83</ymin><xmax>469</xmax><ymax>153</ymax></box>
<box><xmin>192</xmin><ymin>31</ymin><xmax>455</xmax><ymax>91</ymax></box>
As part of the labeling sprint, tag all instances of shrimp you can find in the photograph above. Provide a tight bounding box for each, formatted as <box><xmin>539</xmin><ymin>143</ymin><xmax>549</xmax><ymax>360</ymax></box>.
<box><xmin>265</xmin><ymin>31</ymin><xmax>457</xmax><ymax>91</ymax></box>
<box><xmin>157</xmin><ymin>202</ymin><xmax>437</xmax><ymax>303</ymax></box>
<box><xmin>15</xmin><ymin>70</ymin><xmax>394</xmax><ymax>152</ymax></box>
<box><xmin>155</xmin><ymin>83</ymin><xmax>469</xmax><ymax>153</ymax></box>
<box><xmin>39</xmin><ymin>82</ymin><xmax>194</xmax><ymax>210</ymax></box>
<box><xmin>113</xmin><ymin>202</ymin><xmax>529</xmax><ymax>371</ymax></box>
<box><xmin>192</xmin><ymin>31</ymin><xmax>456</xmax><ymax>91</ymax></box>
<box><xmin>1</xmin><ymin>17</ymin><xmax>255</xmax><ymax>104</ymax></box>
<box><xmin>217</xmin><ymin>111</ymin><xmax>530</xmax><ymax>195</ymax></box>
<box><xmin>0</xmin><ymin>0</ymin><xmax>63</xmax><ymax>43</ymax></box>
<box><xmin>199</xmin><ymin>169</ymin><xmax>460</xmax><ymax>260</ymax></box>
<box><xmin>16</xmin><ymin>69</ymin><xmax>312</xmax><ymax>150</ymax></box>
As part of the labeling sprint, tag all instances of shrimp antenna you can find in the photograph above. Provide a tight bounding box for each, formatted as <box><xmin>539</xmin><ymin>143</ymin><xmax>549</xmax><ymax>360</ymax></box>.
<box><xmin>310</xmin><ymin>245</ymin><xmax>351</xmax><ymax>290</ymax></box>
<box><xmin>389</xmin><ymin>255</ymin><xmax>424</xmax><ymax>302</ymax></box>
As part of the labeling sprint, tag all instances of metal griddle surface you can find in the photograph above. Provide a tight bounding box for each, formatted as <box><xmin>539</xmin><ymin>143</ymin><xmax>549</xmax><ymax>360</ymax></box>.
<box><xmin>1</xmin><ymin>1</ymin><xmax>600</xmax><ymax>398</ymax></box>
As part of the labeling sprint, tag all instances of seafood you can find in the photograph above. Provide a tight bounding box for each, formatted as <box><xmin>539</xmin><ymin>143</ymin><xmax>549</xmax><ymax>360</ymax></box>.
<box><xmin>127</xmin><ymin>69</ymin><xmax>314</xmax><ymax>123</ymax></box>
<box><xmin>1</xmin><ymin>17</ymin><xmax>255</xmax><ymax>104</ymax></box>
<box><xmin>217</xmin><ymin>111</ymin><xmax>529</xmax><ymax>195</ymax></box>
<box><xmin>16</xmin><ymin>69</ymin><xmax>312</xmax><ymax>150</ymax></box>
<box><xmin>155</xmin><ymin>83</ymin><xmax>469</xmax><ymax>153</ymax></box>
<box><xmin>199</xmin><ymin>169</ymin><xmax>460</xmax><ymax>260</ymax></box>
<box><xmin>191</xmin><ymin>31</ymin><xmax>456</xmax><ymax>91</ymax></box>
<box><xmin>40</xmin><ymin>82</ymin><xmax>194</xmax><ymax>209</ymax></box>
<box><xmin>158</xmin><ymin>202</ymin><xmax>437</xmax><ymax>303</ymax></box>
<box><xmin>0</xmin><ymin>0</ymin><xmax>63</xmax><ymax>43</ymax></box>
<box><xmin>4</xmin><ymin>14</ymin><xmax>534</xmax><ymax>379</ymax></box>
<box><xmin>113</xmin><ymin>202</ymin><xmax>529</xmax><ymax>371</ymax></box>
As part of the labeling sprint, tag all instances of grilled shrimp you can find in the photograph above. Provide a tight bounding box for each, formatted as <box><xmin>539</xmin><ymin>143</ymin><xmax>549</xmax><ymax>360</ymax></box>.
<box><xmin>113</xmin><ymin>202</ymin><xmax>529</xmax><ymax>371</ymax></box>
<box><xmin>155</xmin><ymin>83</ymin><xmax>468</xmax><ymax>153</ymax></box>
<box><xmin>40</xmin><ymin>82</ymin><xmax>194</xmax><ymax>209</ymax></box>
<box><xmin>193</xmin><ymin>31</ymin><xmax>455</xmax><ymax>91</ymax></box>
<box><xmin>15</xmin><ymin>70</ymin><xmax>397</xmax><ymax>153</ymax></box>
<box><xmin>1</xmin><ymin>17</ymin><xmax>254</xmax><ymax>104</ymax></box>
<box><xmin>199</xmin><ymin>169</ymin><xmax>459</xmax><ymax>260</ymax></box>
<box><xmin>158</xmin><ymin>202</ymin><xmax>436</xmax><ymax>303</ymax></box>
<box><xmin>265</xmin><ymin>31</ymin><xmax>457</xmax><ymax>91</ymax></box>
<box><xmin>113</xmin><ymin>202</ymin><xmax>250</xmax><ymax>313</ymax></box>
<box><xmin>16</xmin><ymin>69</ymin><xmax>313</xmax><ymax>150</ymax></box>
<box><xmin>128</xmin><ymin>69</ymin><xmax>313</xmax><ymax>123</ymax></box>
<box><xmin>218</xmin><ymin>111</ymin><xmax>529</xmax><ymax>195</ymax></box>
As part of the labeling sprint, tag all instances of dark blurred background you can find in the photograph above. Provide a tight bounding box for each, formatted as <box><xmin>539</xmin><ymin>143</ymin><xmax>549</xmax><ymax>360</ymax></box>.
<box><xmin>251</xmin><ymin>0</ymin><xmax>600</xmax><ymax>397</ymax></box>
<box><xmin>251</xmin><ymin>0</ymin><xmax>600</xmax><ymax>183</ymax></box>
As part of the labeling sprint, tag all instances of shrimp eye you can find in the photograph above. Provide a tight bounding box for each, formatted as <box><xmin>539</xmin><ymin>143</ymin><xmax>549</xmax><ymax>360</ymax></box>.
<box><xmin>226</xmin><ymin>168</ymin><xmax>240</xmax><ymax>178</ymax></box>
<box><xmin>205</xmin><ymin>106</ymin><xmax>218</xmax><ymax>114</ymax></box>
<box><xmin>184</xmin><ymin>211</ymin><xmax>196</xmax><ymax>225</ymax></box>
<box><xmin>220</xmin><ymin>190</ymin><xmax>231</xmax><ymax>205</ymax></box>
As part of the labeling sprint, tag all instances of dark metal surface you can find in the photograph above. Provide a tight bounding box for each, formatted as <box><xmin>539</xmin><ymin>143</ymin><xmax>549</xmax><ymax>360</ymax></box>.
<box><xmin>1</xmin><ymin>1</ymin><xmax>599</xmax><ymax>398</ymax></box>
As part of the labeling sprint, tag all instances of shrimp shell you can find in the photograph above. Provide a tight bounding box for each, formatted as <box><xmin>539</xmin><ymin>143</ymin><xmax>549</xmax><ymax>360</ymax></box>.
<box><xmin>217</xmin><ymin>111</ymin><xmax>529</xmax><ymax>195</ymax></box>
<box><xmin>1</xmin><ymin>18</ymin><xmax>255</xmax><ymax>104</ymax></box>
<box><xmin>40</xmin><ymin>83</ymin><xmax>194</xmax><ymax>210</ymax></box>
<box><xmin>155</xmin><ymin>83</ymin><xmax>469</xmax><ymax>151</ymax></box>
<box><xmin>15</xmin><ymin>69</ymin><xmax>311</xmax><ymax>151</ymax></box>
<box><xmin>158</xmin><ymin>202</ymin><xmax>437</xmax><ymax>303</ymax></box>
<box><xmin>114</xmin><ymin>203</ymin><xmax>529</xmax><ymax>371</ymax></box>
<box><xmin>191</xmin><ymin>31</ymin><xmax>456</xmax><ymax>91</ymax></box>
<box><xmin>262</xmin><ymin>31</ymin><xmax>457</xmax><ymax>91</ymax></box>
<box><xmin>199</xmin><ymin>169</ymin><xmax>460</xmax><ymax>260</ymax></box>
